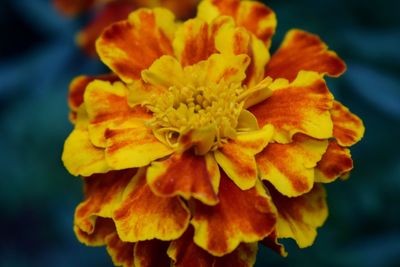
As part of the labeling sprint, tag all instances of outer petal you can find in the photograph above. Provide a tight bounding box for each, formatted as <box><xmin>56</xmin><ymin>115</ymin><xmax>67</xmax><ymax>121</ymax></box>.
<box><xmin>97</xmin><ymin>8</ymin><xmax>176</xmax><ymax>83</ymax></box>
<box><xmin>104</xmin><ymin>126</ymin><xmax>173</xmax><ymax>170</ymax></box>
<box><xmin>84</xmin><ymin>80</ymin><xmax>151</xmax><ymax>147</ymax></box>
<box><xmin>62</xmin><ymin>128</ymin><xmax>110</xmax><ymax>176</ymax></box>
<box><xmin>76</xmin><ymin>1</ymin><xmax>137</xmax><ymax>56</ymax></box>
<box><xmin>134</xmin><ymin>240</ymin><xmax>170</xmax><ymax>267</ymax></box>
<box><xmin>198</xmin><ymin>0</ymin><xmax>276</xmax><ymax>46</ymax></box>
<box><xmin>261</xmin><ymin>231</ymin><xmax>287</xmax><ymax>257</ymax></box>
<box><xmin>265</xmin><ymin>29</ymin><xmax>346</xmax><ymax>82</ymax></box>
<box><xmin>147</xmin><ymin>152</ymin><xmax>220</xmax><ymax>205</ymax></box>
<box><xmin>267</xmin><ymin>183</ymin><xmax>328</xmax><ymax>248</ymax></box>
<box><xmin>74</xmin><ymin>217</ymin><xmax>115</xmax><ymax>246</ymax></box>
<box><xmin>68</xmin><ymin>74</ymin><xmax>119</xmax><ymax>123</ymax></box>
<box><xmin>257</xmin><ymin>135</ymin><xmax>328</xmax><ymax>197</ymax></box>
<box><xmin>113</xmin><ymin>168</ymin><xmax>190</xmax><ymax>242</ymax></box>
<box><xmin>168</xmin><ymin>227</ymin><xmax>258</xmax><ymax>267</ymax></box>
<box><xmin>214</xmin><ymin>124</ymin><xmax>274</xmax><ymax>190</ymax></box>
<box><xmin>105</xmin><ymin>232</ymin><xmax>135</xmax><ymax>267</ymax></box>
<box><xmin>74</xmin><ymin>169</ymin><xmax>136</xmax><ymax>238</ymax></box>
<box><xmin>331</xmin><ymin>100</ymin><xmax>365</xmax><ymax>147</ymax></box>
<box><xmin>191</xmin><ymin>173</ymin><xmax>276</xmax><ymax>256</ymax></box>
<box><xmin>250</xmin><ymin>71</ymin><xmax>334</xmax><ymax>143</ymax></box>
<box><xmin>315</xmin><ymin>141</ymin><xmax>353</xmax><ymax>183</ymax></box>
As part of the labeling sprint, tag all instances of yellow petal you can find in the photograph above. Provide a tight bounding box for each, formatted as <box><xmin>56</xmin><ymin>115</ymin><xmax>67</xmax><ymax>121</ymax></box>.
<box><xmin>141</xmin><ymin>55</ymin><xmax>184</xmax><ymax>88</ymax></box>
<box><xmin>62</xmin><ymin>128</ymin><xmax>110</xmax><ymax>176</ymax></box>
<box><xmin>214</xmin><ymin>124</ymin><xmax>274</xmax><ymax>190</ymax></box>
<box><xmin>257</xmin><ymin>135</ymin><xmax>328</xmax><ymax>197</ymax></box>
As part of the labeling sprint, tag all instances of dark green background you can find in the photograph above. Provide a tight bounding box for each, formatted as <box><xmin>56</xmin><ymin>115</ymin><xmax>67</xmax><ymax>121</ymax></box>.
<box><xmin>1</xmin><ymin>0</ymin><xmax>399</xmax><ymax>266</ymax></box>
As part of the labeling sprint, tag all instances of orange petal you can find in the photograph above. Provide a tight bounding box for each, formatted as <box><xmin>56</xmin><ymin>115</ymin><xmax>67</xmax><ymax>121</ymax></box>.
<box><xmin>168</xmin><ymin>226</ymin><xmax>258</xmax><ymax>267</ymax></box>
<box><xmin>113</xmin><ymin>168</ymin><xmax>190</xmax><ymax>242</ymax></box>
<box><xmin>97</xmin><ymin>8</ymin><xmax>176</xmax><ymax>83</ymax></box>
<box><xmin>74</xmin><ymin>169</ymin><xmax>136</xmax><ymax>238</ymax></box>
<box><xmin>84</xmin><ymin>80</ymin><xmax>151</xmax><ymax>147</ymax></box>
<box><xmin>134</xmin><ymin>240</ymin><xmax>170</xmax><ymax>267</ymax></box>
<box><xmin>74</xmin><ymin>217</ymin><xmax>115</xmax><ymax>246</ymax></box>
<box><xmin>147</xmin><ymin>152</ymin><xmax>220</xmax><ymax>205</ymax></box>
<box><xmin>191</xmin><ymin>172</ymin><xmax>276</xmax><ymax>256</ymax></box>
<box><xmin>250</xmin><ymin>71</ymin><xmax>334</xmax><ymax>143</ymax></box>
<box><xmin>315</xmin><ymin>141</ymin><xmax>353</xmax><ymax>183</ymax></box>
<box><xmin>214</xmin><ymin>125</ymin><xmax>274</xmax><ymax>190</ymax></box>
<box><xmin>267</xmin><ymin>183</ymin><xmax>328</xmax><ymax>248</ymax></box>
<box><xmin>106</xmin><ymin>232</ymin><xmax>135</xmax><ymax>267</ymax></box>
<box><xmin>159</xmin><ymin>0</ymin><xmax>199</xmax><ymax>19</ymax></box>
<box><xmin>68</xmin><ymin>74</ymin><xmax>119</xmax><ymax>123</ymax></box>
<box><xmin>198</xmin><ymin>0</ymin><xmax>276</xmax><ymax>45</ymax></box>
<box><xmin>331</xmin><ymin>100</ymin><xmax>365</xmax><ymax>147</ymax></box>
<box><xmin>54</xmin><ymin>0</ymin><xmax>95</xmax><ymax>16</ymax></box>
<box><xmin>62</xmin><ymin>128</ymin><xmax>111</xmax><ymax>176</ymax></box>
<box><xmin>261</xmin><ymin>231</ymin><xmax>287</xmax><ymax>257</ymax></box>
<box><xmin>76</xmin><ymin>1</ymin><xmax>137</xmax><ymax>56</ymax></box>
<box><xmin>265</xmin><ymin>29</ymin><xmax>346</xmax><ymax>82</ymax></box>
<box><xmin>105</xmin><ymin>126</ymin><xmax>173</xmax><ymax>170</ymax></box>
<box><xmin>256</xmin><ymin>134</ymin><xmax>328</xmax><ymax>197</ymax></box>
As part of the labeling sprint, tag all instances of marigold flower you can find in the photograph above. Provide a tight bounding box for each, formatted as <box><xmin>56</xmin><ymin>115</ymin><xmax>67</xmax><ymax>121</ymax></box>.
<box><xmin>62</xmin><ymin>0</ymin><xmax>365</xmax><ymax>266</ymax></box>
<box><xmin>54</xmin><ymin>0</ymin><xmax>200</xmax><ymax>55</ymax></box>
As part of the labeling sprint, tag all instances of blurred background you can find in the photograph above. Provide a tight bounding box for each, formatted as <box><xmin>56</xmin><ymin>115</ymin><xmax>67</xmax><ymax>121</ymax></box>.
<box><xmin>0</xmin><ymin>0</ymin><xmax>399</xmax><ymax>266</ymax></box>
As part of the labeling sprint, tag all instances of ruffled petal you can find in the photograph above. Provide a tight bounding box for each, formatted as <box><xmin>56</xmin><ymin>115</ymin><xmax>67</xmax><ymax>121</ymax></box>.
<box><xmin>214</xmin><ymin>124</ymin><xmax>274</xmax><ymax>190</ymax></box>
<box><xmin>105</xmin><ymin>232</ymin><xmax>135</xmax><ymax>267</ymax></box>
<box><xmin>62</xmin><ymin>128</ymin><xmax>110</xmax><ymax>176</ymax></box>
<box><xmin>198</xmin><ymin>0</ymin><xmax>276</xmax><ymax>45</ymax></box>
<box><xmin>168</xmin><ymin>227</ymin><xmax>258</xmax><ymax>267</ymax></box>
<box><xmin>191</xmin><ymin>173</ymin><xmax>276</xmax><ymax>256</ymax></box>
<box><xmin>76</xmin><ymin>1</ymin><xmax>137</xmax><ymax>56</ymax></box>
<box><xmin>256</xmin><ymin>135</ymin><xmax>328</xmax><ymax>197</ymax></box>
<box><xmin>261</xmin><ymin>231</ymin><xmax>287</xmax><ymax>257</ymax></box>
<box><xmin>74</xmin><ymin>170</ymin><xmax>136</xmax><ymax>237</ymax></box>
<box><xmin>267</xmin><ymin>183</ymin><xmax>328</xmax><ymax>248</ymax></box>
<box><xmin>105</xmin><ymin>126</ymin><xmax>173</xmax><ymax>170</ymax></box>
<box><xmin>265</xmin><ymin>29</ymin><xmax>346</xmax><ymax>82</ymax></box>
<box><xmin>141</xmin><ymin>55</ymin><xmax>184</xmax><ymax>88</ymax></box>
<box><xmin>331</xmin><ymin>100</ymin><xmax>365</xmax><ymax>147</ymax></box>
<box><xmin>315</xmin><ymin>141</ymin><xmax>353</xmax><ymax>183</ymax></box>
<box><xmin>113</xmin><ymin>168</ymin><xmax>190</xmax><ymax>242</ymax></box>
<box><xmin>74</xmin><ymin>217</ymin><xmax>115</xmax><ymax>246</ymax></box>
<box><xmin>84</xmin><ymin>80</ymin><xmax>151</xmax><ymax>147</ymax></box>
<box><xmin>68</xmin><ymin>74</ymin><xmax>119</xmax><ymax>123</ymax></box>
<box><xmin>134</xmin><ymin>240</ymin><xmax>170</xmax><ymax>267</ymax></box>
<box><xmin>250</xmin><ymin>71</ymin><xmax>334</xmax><ymax>143</ymax></box>
<box><xmin>147</xmin><ymin>152</ymin><xmax>220</xmax><ymax>205</ymax></box>
<box><xmin>97</xmin><ymin>8</ymin><xmax>176</xmax><ymax>83</ymax></box>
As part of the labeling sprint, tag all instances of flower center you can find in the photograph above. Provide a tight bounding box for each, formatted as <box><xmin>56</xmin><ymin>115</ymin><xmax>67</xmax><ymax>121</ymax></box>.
<box><xmin>145</xmin><ymin>81</ymin><xmax>246</xmax><ymax>153</ymax></box>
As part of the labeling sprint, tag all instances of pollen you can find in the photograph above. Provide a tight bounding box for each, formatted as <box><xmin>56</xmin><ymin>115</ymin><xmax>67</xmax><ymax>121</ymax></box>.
<box><xmin>145</xmin><ymin>80</ymin><xmax>246</xmax><ymax>152</ymax></box>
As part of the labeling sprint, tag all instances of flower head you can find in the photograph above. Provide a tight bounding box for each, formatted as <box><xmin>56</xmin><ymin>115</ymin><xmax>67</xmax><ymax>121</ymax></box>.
<box><xmin>62</xmin><ymin>0</ymin><xmax>365</xmax><ymax>266</ymax></box>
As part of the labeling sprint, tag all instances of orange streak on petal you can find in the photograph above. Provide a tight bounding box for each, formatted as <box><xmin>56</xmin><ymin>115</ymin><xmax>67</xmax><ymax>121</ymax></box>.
<box><xmin>168</xmin><ymin>226</ymin><xmax>258</xmax><ymax>267</ymax></box>
<box><xmin>191</xmin><ymin>173</ymin><xmax>276</xmax><ymax>256</ymax></box>
<box><xmin>105</xmin><ymin>232</ymin><xmax>135</xmax><ymax>267</ymax></box>
<box><xmin>147</xmin><ymin>152</ymin><xmax>220</xmax><ymax>205</ymax></box>
<box><xmin>331</xmin><ymin>100</ymin><xmax>365</xmax><ymax>147</ymax></box>
<box><xmin>256</xmin><ymin>135</ymin><xmax>328</xmax><ymax>197</ymax></box>
<box><xmin>267</xmin><ymin>183</ymin><xmax>328</xmax><ymax>248</ymax></box>
<box><xmin>134</xmin><ymin>240</ymin><xmax>170</xmax><ymax>267</ymax></box>
<box><xmin>74</xmin><ymin>170</ymin><xmax>136</xmax><ymax>236</ymax></box>
<box><xmin>74</xmin><ymin>217</ymin><xmax>115</xmax><ymax>246</ymax></box>
<box><xmin>77</xmin><ymin>2</ymin><xmax>137</xmax><ymax>56</ymax></box>
<box><xmin>315</xmin><ymin>141</ymin><xmax>353</xmax><ymax>183</ymax></box>
<box><xmin>250</xmin><ymin>72</ymin><xmax>333</xmax><ymax>142</ymax></box>
<box><xmin>97</xmin><ymin>8</ymin><xmax>175</xmax><ymax>83</ymax></box>
<box><xmin>113</xmin><ymin>168</ymin><xmax>190</xmax><ymax>242</ymax></box>
<box><xmin>265</xmin><ymin>29</ymin><xmax>346</xmax><ymax>82</ymax></box>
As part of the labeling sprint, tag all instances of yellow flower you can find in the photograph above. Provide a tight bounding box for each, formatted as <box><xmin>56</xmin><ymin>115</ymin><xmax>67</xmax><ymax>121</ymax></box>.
<box><xmin>62</xmin><ymin>0</ymin><xmax>365</xmax><ymax>266</ymax></box>
<box><xmin>54</xmin><ymin>0</ymin><xmax>200</xmax><ymax>55</ymax></box>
